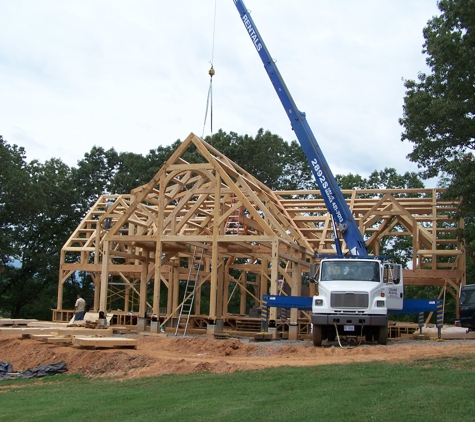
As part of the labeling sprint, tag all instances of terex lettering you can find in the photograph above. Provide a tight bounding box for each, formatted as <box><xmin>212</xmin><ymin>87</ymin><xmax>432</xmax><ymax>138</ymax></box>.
<box><xmin>241</xmin><ymin>15</ymin><xmax>262</xmax><ymax>51</ymax></box>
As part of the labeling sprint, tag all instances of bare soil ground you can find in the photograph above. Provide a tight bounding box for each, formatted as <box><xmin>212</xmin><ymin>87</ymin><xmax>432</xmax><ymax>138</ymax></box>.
<box><xmin>2</xmin><ymin>333</ymin><xmax>475</xmax><ymax>380</ymax></box>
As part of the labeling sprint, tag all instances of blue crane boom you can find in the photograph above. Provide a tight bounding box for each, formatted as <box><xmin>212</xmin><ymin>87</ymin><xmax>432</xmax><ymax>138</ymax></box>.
<box><xmin>232</xmin><ymin>0</ymin><xmax>368</xmax><ymax>257</ymax></box>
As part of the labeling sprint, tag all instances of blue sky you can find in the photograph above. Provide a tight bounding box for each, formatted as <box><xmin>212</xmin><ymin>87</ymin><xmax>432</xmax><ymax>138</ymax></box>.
<box><xmin>1</xmin><ymin>0</ymin><xmax>440</xmax><ymax>182</ymax></box>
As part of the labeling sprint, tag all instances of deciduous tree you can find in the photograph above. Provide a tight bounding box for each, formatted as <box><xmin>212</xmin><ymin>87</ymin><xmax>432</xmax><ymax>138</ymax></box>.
<box><xmin>204</xmin><ymin>129</ymin><xmax>313</xmax><ymax>190</ymax></box>
<box><xmin>400</xmin><ymin>0</ymin><xmax>475</xmax><ymax>179</ymax></box>
<box><xmin>399</xmin><ymin>0</ymin><xmax>475</xmax><ymax>252</ymax></box>
<box><xmin>0</xmin><ymin>142</ymin><xmax>81</xmax><ymax>318</ymax></box>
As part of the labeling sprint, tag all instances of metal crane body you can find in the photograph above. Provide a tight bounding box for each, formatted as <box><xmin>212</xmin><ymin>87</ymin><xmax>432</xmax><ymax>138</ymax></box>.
<box><xmin>232</xmin><ymin>0</ymin><xmax>367</xmax><ymax>257</ymax></box>
<box><xmin>233</xmin><ymin>1</ymin><xmax>405</xmax><ymax>346</ymax></box>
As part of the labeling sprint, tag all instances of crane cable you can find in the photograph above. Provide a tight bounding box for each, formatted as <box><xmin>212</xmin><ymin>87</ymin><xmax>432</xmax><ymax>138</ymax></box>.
<box><xmin>202</xmin><ymin>0</ymin><xmax>217</xmax><ymax>138</ymax></box>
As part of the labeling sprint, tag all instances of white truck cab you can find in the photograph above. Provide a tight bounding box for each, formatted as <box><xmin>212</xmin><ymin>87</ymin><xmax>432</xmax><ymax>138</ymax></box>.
<box><xmin>311</xmin><ymin>259</ymin><xmax>403</xmax><ymax>345</ymax></box>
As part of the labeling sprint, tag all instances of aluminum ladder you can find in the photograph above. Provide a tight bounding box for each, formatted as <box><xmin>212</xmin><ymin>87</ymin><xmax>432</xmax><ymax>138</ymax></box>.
<box><xmin>174</xmin><ymin>247</ymin><xmax>204</xmax><ymax>336</ymax></box>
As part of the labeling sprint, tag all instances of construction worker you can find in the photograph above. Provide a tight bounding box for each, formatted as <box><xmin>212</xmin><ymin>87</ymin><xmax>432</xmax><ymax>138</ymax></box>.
<box><xmin>104</xmin><ymin>199</ymin><xmax>114</xmax><ymax>230</ymax></box>
<box><xmin>73</xmin><ymin>294</ymin><xmax>86</xmax><ymax>321</ymax></box>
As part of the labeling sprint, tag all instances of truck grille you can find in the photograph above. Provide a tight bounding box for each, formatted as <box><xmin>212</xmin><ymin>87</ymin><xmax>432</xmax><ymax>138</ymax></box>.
<box><xmin>331</xmin><ymin>292</ymin><xmax>368</xmax><ymax>309</ymax></box>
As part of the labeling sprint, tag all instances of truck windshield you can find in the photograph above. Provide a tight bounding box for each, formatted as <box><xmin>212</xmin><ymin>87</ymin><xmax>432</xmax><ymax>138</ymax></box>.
<box><xmin>460</xmin><ymin>288</ymin><xmax>475</xmax><ymax>305</ymax></box>
<box><xmin>321</xmin><ymin>261</ymin><xmax>380</xmax><ymax>282</ymax></box>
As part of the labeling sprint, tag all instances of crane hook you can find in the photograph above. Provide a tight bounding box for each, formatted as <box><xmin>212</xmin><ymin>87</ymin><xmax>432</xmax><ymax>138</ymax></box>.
<box><xmin>208</xmin><ymin>66</ymin><xmax>215</xmax><ymax>78</ymax></box>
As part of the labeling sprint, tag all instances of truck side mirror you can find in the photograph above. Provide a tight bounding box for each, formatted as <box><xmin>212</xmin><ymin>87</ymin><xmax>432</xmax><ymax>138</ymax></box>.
<box><xmin>383</xmin><ymin>264</ymin><xmax>402</xmax><ymax>284</ymax></box>
<box><xmin>309</xmin><ymin>264</ymin><xmax>317</xmax><ymax>282</ymax></box>
<box><xmin>392</xmin><ymin>265</ymin><xmax>401</xmax><ymax>284</ymax></box>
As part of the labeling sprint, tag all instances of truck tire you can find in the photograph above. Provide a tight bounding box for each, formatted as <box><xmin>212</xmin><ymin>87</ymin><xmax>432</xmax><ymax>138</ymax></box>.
<box><xmin>377</xmin><ymin>324</ymin><xmax>388</xmax><ymax>345</ymax></box>
<box><xmin>312</xmin><ymin>324</ymin><xmax>322</xmax><ymax>346</ymax></box>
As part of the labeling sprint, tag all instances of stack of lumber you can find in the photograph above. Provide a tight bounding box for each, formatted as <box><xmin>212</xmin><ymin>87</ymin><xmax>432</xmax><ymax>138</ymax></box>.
<box><xmin>0</xmin><ymin>318</ymin><xmax>137</xmax><ymax>349</ymax></box>
<box><xmin>28</xmin><ymin>333</ymin><xmax>138</xmax><ymax>349</ymax></box>
<box><xmin>0</xmin><ymin>318</ymin><xmax>38</xmax><ymax>327</ymax></box>
<box><xmin>31</xmin><ymin>334</ymin><xmax>73</xmax><ymax>345</ymax></box>
<box><xmin>0</xmin><ymin>326</ymin><xmax>114</xmax><ymax>337</ymax></box>
<box><xmin>72</xmin><ymin>336</ymin><xmax>137</xmax><ymax>349</ymax></box>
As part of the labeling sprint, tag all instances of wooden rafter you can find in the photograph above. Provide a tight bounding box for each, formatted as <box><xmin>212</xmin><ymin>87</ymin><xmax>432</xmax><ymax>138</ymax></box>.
<box><xmin>56</xmin><ymin>133</ymin><xmax>464</xmax><ymax>329</ymax></box>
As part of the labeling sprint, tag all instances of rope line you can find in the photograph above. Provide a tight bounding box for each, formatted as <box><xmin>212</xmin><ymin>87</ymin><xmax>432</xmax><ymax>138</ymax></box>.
<box><xmin>334</xmin><ymin>322</ymin><xmax>363</xmax><ymax>349</ymax></box>
<box><xmin>210</xmin><ymin>0</ymin><xmax>217</xmax><ymax>64</ymax></box>
<box><xmin>202</xmin><ymin>0</ymin><xmax>218</xmax><ymax>138</ymax></box>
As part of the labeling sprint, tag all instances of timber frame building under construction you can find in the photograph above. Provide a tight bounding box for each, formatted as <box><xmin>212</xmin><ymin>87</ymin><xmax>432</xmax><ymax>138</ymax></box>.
<box><xmin>54</xmin><ymin>133</ymin><xmax>465</xmax><ymax>336</ymax></box>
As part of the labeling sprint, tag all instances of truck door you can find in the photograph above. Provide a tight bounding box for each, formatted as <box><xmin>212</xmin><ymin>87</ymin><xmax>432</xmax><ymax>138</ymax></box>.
<box><xmin>459</xmin><ymin>286</ymin><xmax>475</xmax><ymax>329</ymax></box>
<box><xmin>383</xmin><ymin>263</ymin><xmax>404</xmax><ymax>310</ymax></box>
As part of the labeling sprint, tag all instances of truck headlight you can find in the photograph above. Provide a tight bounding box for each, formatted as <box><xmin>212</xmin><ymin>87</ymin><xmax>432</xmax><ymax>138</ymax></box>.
<box><xmin>376</xmin><ymin>300</ymin><xmax>385</xmax><ymax>308</ymax></box>
<box><xmin>314</xmin><ymin>299</ymin><xmax>323</xmax><ymax>306</ymax></box>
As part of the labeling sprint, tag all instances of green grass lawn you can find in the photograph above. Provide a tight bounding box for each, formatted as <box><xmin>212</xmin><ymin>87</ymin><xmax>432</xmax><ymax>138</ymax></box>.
<box><xmin>2</xmin><ymin>355</ymin><xmax>475</xmax><ymax>422</ymax></box>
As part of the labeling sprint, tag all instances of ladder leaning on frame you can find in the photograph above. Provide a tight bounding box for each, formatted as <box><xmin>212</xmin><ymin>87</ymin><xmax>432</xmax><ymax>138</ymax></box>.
<box><xmin>225</xmin><ymin>194</ymin><xmax>246</xmax><ymax>235</ymax></box>
<box><xmin>174</xmin><ymin>247</ymin><xmax>204</xmax><ymax>336</ymax></box>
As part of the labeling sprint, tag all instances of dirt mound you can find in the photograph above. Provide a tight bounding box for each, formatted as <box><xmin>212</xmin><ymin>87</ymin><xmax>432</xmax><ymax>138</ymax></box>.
<box><xmin>1</xmin><ymin>334</ymin><xmax>475</xmax><ymax>380</ymax></box>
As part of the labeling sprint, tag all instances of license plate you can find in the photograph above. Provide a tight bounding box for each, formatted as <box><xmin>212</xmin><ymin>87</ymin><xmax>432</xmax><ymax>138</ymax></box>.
<box><xmin>344</xmin><ymin>325</ymin><xmax>355</xmax><ymax>332</ymax></box>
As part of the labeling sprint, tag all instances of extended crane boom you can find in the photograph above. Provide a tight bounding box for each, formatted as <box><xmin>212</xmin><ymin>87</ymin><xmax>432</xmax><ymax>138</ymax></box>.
<box><xmin>232</xmin><ymin>0</ymin><xmax>368</xmax><ymax>257</ymax></box>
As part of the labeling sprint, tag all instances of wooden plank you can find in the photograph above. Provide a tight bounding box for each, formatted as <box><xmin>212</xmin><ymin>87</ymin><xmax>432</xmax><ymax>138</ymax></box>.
<box><xmin>31</xmin><ymin>334</ymin><xmax>72</xmax><ymax>344</ymax></box>
<box><xmin>0</xmin><ymin>327</ymin><xmax>113</xmax><ymax>336</ymax></box>
<box><xmin>0</xmin><ymin>318</ymin><xmax>38</xmax><ymax>326</ymax></box>
<box><xmin>72</xmin><ymin>336</ymin><xmax>137</xmax><ymax>348</ymax></box>
<box><xmin>45</xmin><ymin>336</ymin><xmax>73</xmax><ymax>345</ymax></box>
<box><xmin>0</xmin><ymin>327</ymin><xmax>60</xmax><ymax>335</ymax></box>
<box><xmin>254</xmin><ymin>333</ymin><xmax>272</xmax><ymax>341</ymax></box>
<box><xmin>235</xmin><ymin>318</ymin><xmax>261</xmax><ymax>332</ymax></box>
<box><xmin>31</xmin><ymin>334</ymin><xmax>55</xmax><ymax>341</ymax></box>
<box><xmin>27</xmin><ymin>321</ymin><xmax>68</xmax><ymax>328</ymax></box>
<box><xmin>57</xmin><ymin>328</ymin><xmax>113</xmax><ymax>336</ymax></box>
<box><xmin>61</xmin><ymin>263</ymin><xmax>143</xmax><ymax>272</ymax></box>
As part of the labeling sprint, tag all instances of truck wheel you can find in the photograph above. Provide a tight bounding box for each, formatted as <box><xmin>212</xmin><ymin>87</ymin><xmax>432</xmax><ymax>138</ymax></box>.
<box><xmin>312</xmin><ymin>324</ymin><xmax>322</xmax><ymax>346</ymax></box>
<box><xmin>378</xmin><ymin>324</ymin><xmax>388</xmax><ymax>345</ymax></box>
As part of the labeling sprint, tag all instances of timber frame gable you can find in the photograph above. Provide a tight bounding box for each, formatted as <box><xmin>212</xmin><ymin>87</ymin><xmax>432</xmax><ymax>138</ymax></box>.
<box><xmin>57</xmin><ymin>133</ymin><xmax>314</xmax><ymax>326</ymax></box>
<box><xmin>56</xmin><ymin>133</ymin><xmax>464</xmax><ymax>331</ymax></box>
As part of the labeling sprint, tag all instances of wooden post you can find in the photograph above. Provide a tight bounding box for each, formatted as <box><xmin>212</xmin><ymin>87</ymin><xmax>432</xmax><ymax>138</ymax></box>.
<box><xmin>240</xmin><ymin>272</ymin><xmax>246</xmax><ymax>315</ymax></box>
<box><xmin>269</xmin><ymin>238</ymin><xmax>279</xmax><ymax>322</ymax></box>
<box><xmin>99</xmin><ymin>240</ymin><xmax>110</xmax><ymax>312</ymax></box>
<box><xmin>289</xmin><ymin>259</ymin><xmax>301</xmax><ymax>340</ymax></box>
<box><xmin>220</xmin><ymin>258</ymin><xmax>228</xmax><ymax>317</ymax></box>
<box><xmin>153</xmin><ymin>174</ymin><xmax>166</xmax><ymax>317</ymax></box>
<box><xmin>153</xmin><ymin>244</ymin><xmax>163</xmax><ymax>316</ymax></box>
<box><xmin>209</xmin><ymin>173</ymin><xmax>221</xmax><ymax>320</ymax></box>
<box><xmin>195</xmin><ymin>268</ymin><xmax>202</xmax><ymax>315</ymax></box>
<box><xmin>261</xmin><ymin>258</ymin><xmax>269</xmax><ymax>297</ymax></box>
<box><xmin>216</xmin><ymin>257</ymin><xmax>224</xmax><ymax>319</ymax></box>
<box><xmin>139</xmin><ymin>250</ymin><xmax>149</xmax><ymax>318</ymax></box>
<box><xmin>56</xmin><ymin>260</ymin><xmax>64</xmax><ymax>311</ymax></box>
<box><xmin>124</xmin><ymin>285</ymin><xmax>130</xmax><ymax>313</ymax></box>
<box><xmin>137</xmin><ymin>250</ymin><xmax>149</xmax><ymax>331</ymax></box>
<box><xmin>167</xmin><ymin>265</ymin><xmax>175</xmax><ymax>323</ymax></box>
<box><xmin>172</xmin><ymin>261</ymin><xmax>180</xmax><ymax>321</ymax></box>
<box><xmin>290</xmin><ymin>260</ymin><xmax>300</xmax><ymax>321</ymax></box>
<box><xmin>92</xmin><ymin>273</ymin><xmax>100</xmax><ymax>312</ymax></box>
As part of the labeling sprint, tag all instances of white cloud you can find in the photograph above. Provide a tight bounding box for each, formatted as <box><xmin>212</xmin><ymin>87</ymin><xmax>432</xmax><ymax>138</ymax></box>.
<box><xmin>1</xmin><ymin>0</ymin><xmax>440</xmax><ymax>185</ymax></box>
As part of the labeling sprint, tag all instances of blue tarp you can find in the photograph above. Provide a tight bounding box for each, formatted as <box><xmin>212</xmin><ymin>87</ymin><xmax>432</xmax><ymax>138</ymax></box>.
<box><xmin>0</xmin><ymin>361</ymin><xmax>67</xmax><ymax>380</ymax></box>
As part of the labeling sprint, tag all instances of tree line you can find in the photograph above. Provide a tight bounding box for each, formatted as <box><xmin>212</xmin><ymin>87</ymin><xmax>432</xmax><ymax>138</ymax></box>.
<box><xmin>0</xmin><ymin>129</ymin><xmax>425</xmax><ymax>319</ymax></box>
